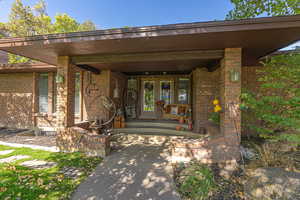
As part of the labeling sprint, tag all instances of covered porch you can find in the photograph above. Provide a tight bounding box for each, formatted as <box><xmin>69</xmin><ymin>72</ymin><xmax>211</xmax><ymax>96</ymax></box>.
<box><xmin>0</xmin><ymin>15</ymin><xmax>300</xmax><ymax>162</ymax></box>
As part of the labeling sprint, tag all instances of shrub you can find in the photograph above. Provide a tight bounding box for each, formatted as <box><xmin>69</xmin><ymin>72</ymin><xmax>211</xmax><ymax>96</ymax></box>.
<box><xmin>248</xmin><ymin>142</ymin><xmax>299</xmax><ymax>171</ymax></box>
<box><xmin>241</xmin><ymin>53</ymin><xmax>300</xmax><ymax>144</ymax></box>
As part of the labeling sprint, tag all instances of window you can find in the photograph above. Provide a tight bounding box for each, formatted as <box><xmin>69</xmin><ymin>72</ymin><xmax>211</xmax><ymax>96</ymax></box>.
<box><xmin>143</xmin><ymin>81</ymin><xmax>155</xmax><ymax>112</ymax></box>
<box><xmin>38</xmin><ymin>73</ymin><xmax>48</xmax><ymax>113</ymax></box>
<box><xmin>74</xmin><ymin>73</ymin><xmax>81</xmax><ymax>114</ymax></box>
<box><xmin>38</xmin><ymin>72</ymin><xmax>81</xmax><ymax>114</ymax></box>
<box><xmin>160</xmin><ymin>81</ymin><xmax>172</xmax><ymax>104</ymax></box>
<box><xmin>178</xmin><ymin>78</ymin><xmax>190</xmax><ymax>104</ymax></box>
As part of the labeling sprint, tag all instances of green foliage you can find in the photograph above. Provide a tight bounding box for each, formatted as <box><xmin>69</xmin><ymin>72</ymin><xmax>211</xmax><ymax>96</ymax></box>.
<box><xmin>178</xmin><ymin>163</ymin><xmax>215</xmax><ymax>200</ymax></box>
<box><xmin>209</xmin><ymin>112</ymin><xmax>220</xmax><ymax>125</ymax></box>
<box><xmin>53</xmin><ymin>14</ymin><xmax>81</xmax><ymax>33</ymax></box>
<box><xmin>227</xmin><ymin>0</ymin><xmax>300</xmax><ymax>19</ymax></box>
<box><xmin>2</xmin><ymin>0</ymin><xmax>96</xmax><ymax>63</ymax></box>
<box><xmin>241</xmin><ymin>53</ymin><xmax>300</xmax><ymax>143</ymax></box>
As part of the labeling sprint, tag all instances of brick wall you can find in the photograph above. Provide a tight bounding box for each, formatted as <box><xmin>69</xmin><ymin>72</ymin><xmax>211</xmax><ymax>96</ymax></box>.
<box><xmin>82</xmin><ymin>70</ymin><xmax>111</xmax><ymax>122</ymax></box>
<box><xmin>0</xmin><ymin>62</ymin><xmax>260</xmax><ymax>134</ymax></box>
<box><xmin>242</xmin><ymin>66</ymin><xmax>261</xmax><ymax>92</ymax></box>
<box><xmin>220</xmin><ymin>48</ymin><xmax>242</xmax><ymax>145</ymax></box>
<box><xmin>0</xmin><ymin>73</ymin><xmax>34</xmax><ymax>128</ymax></box>
<box><xmin>192</xmin><ymin>67</ymin><xmax>220</xmax><ymax>132</ymax></box>
<box><xmin>110</xmin><ymin>72</ymin><xmax>127</xmax><ymax>112</ymax></box>
<box><xmin>177</xmin><ymin>48</ymin><xmax>242</xmax><ymax>165</ymax></box>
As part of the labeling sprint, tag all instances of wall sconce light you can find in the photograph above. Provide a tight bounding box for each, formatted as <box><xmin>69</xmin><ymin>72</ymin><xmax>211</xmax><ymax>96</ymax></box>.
<box><xmin>229</xmin><ymin>69</ymin><xmax>240</xmax><ymax>82</ymax></box>
<box><xmin>55</xmin><ymin>74</ymin><xmax>64</xmax><ymax>84</ymax></box>
<box><xmin>113</xmin><ymin>80</ymin><xmax>120</xmax><ymax>98</ymax></box>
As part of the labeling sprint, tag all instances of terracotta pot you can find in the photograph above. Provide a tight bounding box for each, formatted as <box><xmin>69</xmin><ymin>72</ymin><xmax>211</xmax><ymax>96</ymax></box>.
<box><xmin>176</xmin><ymin>125</ymin><xmax>182</xmax><ymax>131</ymax></box>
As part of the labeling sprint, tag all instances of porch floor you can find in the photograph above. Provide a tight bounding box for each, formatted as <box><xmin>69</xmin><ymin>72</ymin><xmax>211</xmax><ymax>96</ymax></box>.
<box><xmin>113</xmin><ymin>119</ymin><xmax>202</xmax><ymax>138</ymax></box>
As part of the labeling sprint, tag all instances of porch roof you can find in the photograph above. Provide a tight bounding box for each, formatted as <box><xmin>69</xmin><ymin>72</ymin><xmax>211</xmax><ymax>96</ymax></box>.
<box><xmin>0</xmin><ymin>15</ymin><xmax>299</xmax><ymax>72</ymax></box>
<box><xmin>0</xmin><ymin>62</ymin><xmax>56</xmax><ymax>73</ymax></box>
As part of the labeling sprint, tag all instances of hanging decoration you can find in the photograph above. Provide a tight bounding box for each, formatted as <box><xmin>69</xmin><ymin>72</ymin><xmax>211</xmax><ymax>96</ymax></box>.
<box><xmin>85</xmin><ymin>72</ymin><xmax>101</xmax><ymax>97</ymax></box>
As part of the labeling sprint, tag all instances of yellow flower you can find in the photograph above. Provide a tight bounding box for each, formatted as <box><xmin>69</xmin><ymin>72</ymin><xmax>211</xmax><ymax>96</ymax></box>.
<box><xmin>213</xmin><ymin>99</ymin><xmax>219</xmax><ymax>105</ymax></box>
<box><xmin>214</xmin><ymin>105</ymin><xmax>222</xmax><ymax>112</ymax></box>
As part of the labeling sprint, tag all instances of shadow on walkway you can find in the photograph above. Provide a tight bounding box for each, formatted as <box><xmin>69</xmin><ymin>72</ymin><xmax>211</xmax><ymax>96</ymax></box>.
<box><xmin>72</xmin><ymin>144</ymin><xmax>181</xmax><ymax>200</ymax></box>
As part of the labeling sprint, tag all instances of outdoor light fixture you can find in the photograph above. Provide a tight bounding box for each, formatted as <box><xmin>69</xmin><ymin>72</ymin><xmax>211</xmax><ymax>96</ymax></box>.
<box><xmin>113</xmin><ymin>80</ymin><xmax>120</xmax><ymax>98</ymax></box>
<box><xmin>55</xmin><ymin>74</ymin><xmax>64</xmax><ymax>84</ymax></box>
<box><xmin>229</xmin><ymin>69</ymin><xmax>240</xmax><ymax>82</ymax></box>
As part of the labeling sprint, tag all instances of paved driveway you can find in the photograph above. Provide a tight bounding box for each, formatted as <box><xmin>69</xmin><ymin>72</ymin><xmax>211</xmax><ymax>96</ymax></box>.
<box><xmin>72</xmin><ymin>144</ymin><xmax>181</xmax><ymax>200</ymax></box>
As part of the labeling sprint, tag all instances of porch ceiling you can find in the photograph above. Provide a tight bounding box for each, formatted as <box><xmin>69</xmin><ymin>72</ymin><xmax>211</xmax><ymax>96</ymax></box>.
<box><xmin>0</xmin><ymin>15</ymin><xmax>299</xmax><ymax>71</ymax></box>
<box><xmin>89</xmin><ymin>59</ymin><xmax>214</xmax><ymax>73</ymax></box>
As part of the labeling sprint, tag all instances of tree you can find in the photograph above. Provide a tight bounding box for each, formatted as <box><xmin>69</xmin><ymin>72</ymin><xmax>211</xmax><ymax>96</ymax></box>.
<box><xmin>241</xmin><ymin>53</ymin><xmax>300</xmax><ymax>143</ymax></box>
<box><xmin>3</xmin><ymin>0</ymin><xmax>96</xmax><ymax>63</ymax></box>
<box><xmin>227</xmin><ymin>0</ymin><xmax>300</xmax><ymax>19</ymax></box>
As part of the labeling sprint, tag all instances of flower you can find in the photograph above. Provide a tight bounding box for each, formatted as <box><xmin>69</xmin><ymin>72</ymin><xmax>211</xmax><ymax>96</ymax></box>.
<box><xmin>213</xmin><ymin>99</ymin><xmax>219</xmax><ymax>105</ymax></box>
<box><xmin>155</xmin><ymin>100</ymin><xmax>165</xmax><ymax>106</ymax></box>
<box><xmin>214</xmin><ymin>104</ymin><xmax>222</xmax><ymax>112</ymax></box>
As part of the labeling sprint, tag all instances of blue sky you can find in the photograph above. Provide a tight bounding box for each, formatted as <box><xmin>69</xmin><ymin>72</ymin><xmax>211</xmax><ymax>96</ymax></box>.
<box><xmin>0</xmin><ymin>0</ymin><xmax>233</xmax><ymax>28</ymax></box>
<box><xmin>0</xmin><ymin>0</ymin><xmax>299</xmax><ymax>48</ymax></box>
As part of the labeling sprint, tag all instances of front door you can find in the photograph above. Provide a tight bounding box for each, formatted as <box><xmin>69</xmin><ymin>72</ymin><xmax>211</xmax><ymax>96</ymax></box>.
<box><xmin>140</xmin><ymin>79</ymin><xmax>174</xmax><ymax>119</ymax></box>
<box><xmin>141</xmin><ymin>80</ymin><xmax>156</xmax><ymax>118</ymax></box>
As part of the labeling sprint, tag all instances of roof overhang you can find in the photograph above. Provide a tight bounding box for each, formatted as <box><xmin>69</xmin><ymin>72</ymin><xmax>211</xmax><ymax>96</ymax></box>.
<box><xmin>0</xmin><ymin>15</ymin><xmax>299</xmax><ymax>72</ymax></box>
<box><xmin>0</xmin><ymin>62</ymin><xmax>56</xmax><ymax>73</ymax></box>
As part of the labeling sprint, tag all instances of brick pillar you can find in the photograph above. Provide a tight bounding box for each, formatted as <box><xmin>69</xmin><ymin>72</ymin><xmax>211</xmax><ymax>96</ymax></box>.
<box><xmin>220</xmin><ymin>48</ymin><xmax>242</xmax><ymax>146</ymax></box>
<box><xmin>32</xmin><ymin>72</ymin><xmax>39</xmax><ymax>127</ymax></box>
<box><xmin>193</xmin><ymin>68</ymin><xmax>220</xmax><ymax>133</ymax></box>
<box><xmin>56</xmin><ymin>56</ymin><xmax>75</xmax><ymax>129</ymax></box>
<box><xmin>48</xmin><ymin>72</ymin><xmax>54</xmax><ymax>114</ymax></box>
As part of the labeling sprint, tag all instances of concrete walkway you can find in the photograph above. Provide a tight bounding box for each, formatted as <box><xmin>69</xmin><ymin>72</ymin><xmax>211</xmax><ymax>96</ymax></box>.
<box><xmin>72</xmin><ymin>144</ymin><xmax>181</xmax><ymax>200</ymax></box>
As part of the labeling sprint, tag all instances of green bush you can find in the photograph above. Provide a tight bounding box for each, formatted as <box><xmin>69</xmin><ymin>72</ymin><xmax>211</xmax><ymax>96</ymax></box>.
<box><xmin>241</xmin><ymin>53</ymin><xmax>300</xmax><ymax>144</ymax></box>
<box><xmin>209</xmin><ymin>112</ymin><xmax>220</xmax><ymax>125</ymax></box>
<box><xmin>178</xmin><ymin>163</ymin><xmax>215</xmax><ymax>200</ymax></box>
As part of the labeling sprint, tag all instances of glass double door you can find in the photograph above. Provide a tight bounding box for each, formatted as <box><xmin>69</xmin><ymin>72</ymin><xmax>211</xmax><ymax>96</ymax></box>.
<box><xmin>140</xmin><ymin>78</ymin><xmax>174</xmax><ymax>119</ymax></box>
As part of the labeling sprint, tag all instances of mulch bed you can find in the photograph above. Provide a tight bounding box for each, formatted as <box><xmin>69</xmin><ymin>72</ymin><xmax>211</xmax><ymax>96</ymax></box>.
<box><xmin>173</xmin><ymin>162</ymin><xmax>246</xmax><ymax>200</ymax></box>
<box><xmin>209</xmin><ymin>164</ymin><xmax>246</xmax><ymax>200</ymax></box>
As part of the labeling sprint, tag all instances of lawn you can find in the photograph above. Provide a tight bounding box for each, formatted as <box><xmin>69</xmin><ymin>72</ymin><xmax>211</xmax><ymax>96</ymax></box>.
<box><xmin>0</xmin><ymin>145</ymin><xmax>102</xmax><ymax>200</ymax></box>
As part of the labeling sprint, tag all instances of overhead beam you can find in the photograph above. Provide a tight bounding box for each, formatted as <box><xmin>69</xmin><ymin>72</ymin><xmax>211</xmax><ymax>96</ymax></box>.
<box><xmin>71</xmin><ymin>50</ymin><xmax>224</xmax><ymax>65</ymax></box>
<box><xmin>75</xmin><ymin>64</ymin><xmax>101</xmax><ymax>74</ymax></box>
<box><xmin>0</xmin><ymin>63</ymin><xmax>56</xmax><ymax>73</ymax></box>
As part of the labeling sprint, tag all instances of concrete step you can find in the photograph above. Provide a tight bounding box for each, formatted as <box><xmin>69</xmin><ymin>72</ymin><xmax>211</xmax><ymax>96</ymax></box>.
<box><xmin>112</xmin><ymin>128</ymin><xmax>200</xmax><ymax>138</ymax></box>
<box><xmin>111</xmin><ymin>133</ymin><xmax>176</xmax><ymax>146</ymax></box>
<box><xmin>125</xmin><ymin>121</ymin><xmax>189</xmax><ymax>130</ymax></box>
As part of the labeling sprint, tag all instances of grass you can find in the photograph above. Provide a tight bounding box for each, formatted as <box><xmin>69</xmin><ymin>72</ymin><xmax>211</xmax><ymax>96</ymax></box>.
<box><xmin>0</xmin><ymin>145</ymin><xmax>102</xmax><ymax>200</ymax></box>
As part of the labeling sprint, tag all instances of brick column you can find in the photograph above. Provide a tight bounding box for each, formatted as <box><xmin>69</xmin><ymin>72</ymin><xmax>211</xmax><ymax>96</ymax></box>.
<box><xmin>220</xmin><ymin>48</ymin><xmax>242</xmax><ymax>146</ymax></box>
<box><xmin>32</xmin><ymin>72</ymin><xmax>39</xmax><ymax>127</ymax></box>
<box><xmin>48</xmin><ymin>72</ymin><xmax>54</xmax><ymax>114</ymax></box>
<box><xmin>56</xmin><ymin>56</ymin><xmax>75</xmax><ymax>129</ymax></box>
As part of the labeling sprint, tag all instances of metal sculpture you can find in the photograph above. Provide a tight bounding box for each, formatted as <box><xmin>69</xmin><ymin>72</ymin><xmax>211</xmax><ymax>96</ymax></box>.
<box><xmin>84</xmin><ymin>72</ymin><xmax>117</xmax><ymax>135</ymax></box>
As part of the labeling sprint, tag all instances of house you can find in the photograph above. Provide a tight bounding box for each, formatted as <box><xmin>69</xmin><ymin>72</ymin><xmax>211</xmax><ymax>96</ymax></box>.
<box><xmin>0</xmin><ymin>15</ymin><xmax>299</xmax><ymax>163</ymax></box>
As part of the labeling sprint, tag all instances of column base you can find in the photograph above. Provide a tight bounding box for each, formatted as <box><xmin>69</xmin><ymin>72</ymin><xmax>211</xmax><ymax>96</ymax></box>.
<box><xmin>56</xmin><ymin>125</ymin><xmax>111</xmax><ymax>157</ymax></box>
